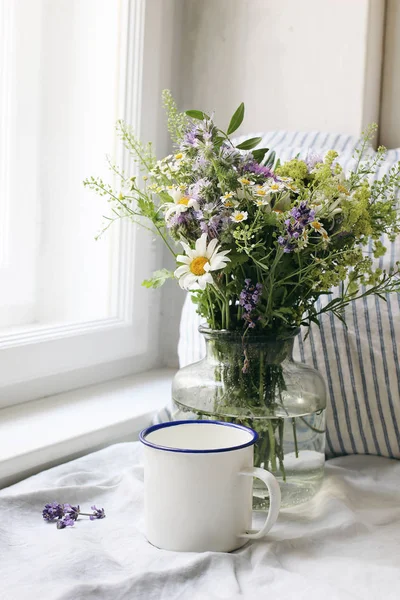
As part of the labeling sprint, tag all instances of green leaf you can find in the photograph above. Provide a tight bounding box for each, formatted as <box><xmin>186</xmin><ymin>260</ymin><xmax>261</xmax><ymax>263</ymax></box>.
<box><xmin>142</xmin><ymin>269</ymin><xmax>174</xmax><ymax>289</ymax></box>
<box><xmin>185</xmin><ymin>110</ymin><xmax>208</xmax><ymax>120</ymax></box>
<box><xmin>236</xmin><ymin>137</ymin><xmax>262</xmax><ymax>150</ymax></box>
<box><xmin>252</xmin><ymin>148</ymin><xmax>269</xmax><ymax>163</ymax></box>
<box><xmin>264</xmin><ymin>150</ymin><xmax>276</xmax><ymax>168</ymax></box>
<box><xmin>227</xmin><ymin>102</ymin><xmax>245</xmax><ymax>135</ymax></box>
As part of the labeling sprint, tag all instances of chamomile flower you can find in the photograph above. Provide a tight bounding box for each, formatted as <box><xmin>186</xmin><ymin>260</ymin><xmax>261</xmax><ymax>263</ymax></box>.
<box><xmin>220</xmin><ymin>192</ymin><xmax>237</xmax><ymax>208</ymax></box>
<box><xmin>254</xmin><ymin>197</ymin><xmax>271</xmax><ymax>207</ymax></box>
<box><xmin>310</xmin><ymin>220</ymin><xmax>329</xmax><ymax>242</ymax></box>
<box><xmin>254</xmin><ymin>186</ymin><xmax>269</xmax><ymax>197</ymax></box>
<box><xmin>237</xmin><ymin>177</ymin><xmax>255</xmax><ymax>186</ymax></box>
<box><xmin>221</xmin><ymin>192</ymin><xmax>234</xmax><ymax>200</ymax></box>
<box><xmin>337</xmin><ymin>184</ymin><xmax>350</xmax><ymax>196</ymax></box>
<box><xmin>230</xmin><ymin>210</ymin><xmax>248</xmax><ymax>223</ymax></box>
<box><xmin>284</xmin><ymin>182</ymin><xmax>300</xmax><ymax>194</ymax></box>
<box><xmin>174</xmin><ymin>233</ymin><xmax>230</xmax><ymax>290</ymax></box>
<box><xmin>164</xmin><ymin>188</ymin><xmax>199</xmax><ymax>221</ymax></box>
<box><xmin>266</xmin><ymin>181</ymin><xmax>285</xmax><ymax>193</ymax></box>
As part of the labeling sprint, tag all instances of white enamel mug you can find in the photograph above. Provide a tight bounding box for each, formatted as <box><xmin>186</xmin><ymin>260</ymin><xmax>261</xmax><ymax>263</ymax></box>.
<box><xmin>139</xmin><ymin>420</ymin><xmax>281</xmax><ymax>553</ymax></box>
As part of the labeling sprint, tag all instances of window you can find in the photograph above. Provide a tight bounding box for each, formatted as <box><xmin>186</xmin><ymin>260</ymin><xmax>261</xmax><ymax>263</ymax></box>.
<box><xmin>0</xmin><ymin>0</ymin><xmax>169</xmax><ymax>407</ymax></box>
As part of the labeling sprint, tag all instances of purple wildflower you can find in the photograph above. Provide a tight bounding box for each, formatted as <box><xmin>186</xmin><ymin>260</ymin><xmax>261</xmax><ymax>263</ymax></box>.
<box><xmin>243</xmin><ymin>160</ymin><xmax>277</xmax><ymax>180</ymax></box>
<box><xmin>199</xmin><ymin>213</ymin><xmax>231</xmax><ymax>239</ymax></box>
<box><xmin>167</xmin><ymin>211</ymin><xmax>193</xmax><ymax>229</ymax></box>
<box><xmin>239</xmin><ymin>279</ymin><xmax>262</xmax><ymax>329</ymax></box>
<box><xmin>305</xmin><ymin>150</ymin><xmax>323</xmax><ymax>172</ymax></box>
<box><xmin>188</xmin><ymin>177</ymin><xmax>210</xmax><ymax>200</ymax></box>
<box><xmin>290</xmin><ymin>201</ymin><xmax>315</xmax><ymax>226</ymax></box>
<box><xmin>90</xmin><ymin>506</ymin><xmax>106</xmax><ymax>520</ymax></box>
<box><xmin>193</xmin><ymin>155</ymin><xmax>208</xmax><ymax>172</ymax></box>
<box><xmin>42</xmin><ymin>502</ymin><xmax>65</xmax><ymax>521</ymax></box>
<box><xmin>181</xmin><ymin>124</ymin><xmax>199</xmax><ymax>149</ymax></box>
<box><xmin>278</xmin><ymin>201</ymin><xmax>315</xmax><ymax>253</ymax></box>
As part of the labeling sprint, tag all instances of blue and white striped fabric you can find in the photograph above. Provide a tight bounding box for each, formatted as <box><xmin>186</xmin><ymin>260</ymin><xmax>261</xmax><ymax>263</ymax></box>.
<box><xmin>177</xmin><ymin>131</ymin><xmax>400</xmax><ymax>459</ymax></box>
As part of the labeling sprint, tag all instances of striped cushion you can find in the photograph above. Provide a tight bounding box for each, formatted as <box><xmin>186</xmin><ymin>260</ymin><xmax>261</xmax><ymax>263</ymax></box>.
<box><xmin>177</xmin><ymin>131</ymin><xmax>400</xmax><ymax>459</ymax></box>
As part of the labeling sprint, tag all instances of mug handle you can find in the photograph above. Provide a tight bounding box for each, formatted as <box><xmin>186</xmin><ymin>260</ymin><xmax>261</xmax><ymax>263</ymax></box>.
<box><xmin>238</xmin><ymin>467</ymin><xmax>281</xmax><ymax>539</ymax></box>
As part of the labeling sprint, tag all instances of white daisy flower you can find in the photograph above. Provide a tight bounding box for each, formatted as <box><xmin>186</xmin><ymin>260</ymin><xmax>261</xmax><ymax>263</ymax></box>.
<box><xmin>284</xmin><ymin>182</ymin><xmax>300</xmax><ymax>194</ymax></box>
<box><xmin>230</xmin><ymin>210</ymin><xmax>248</xmax><ymax>223</ymax></box>
<box><xmin>174</xmin><ymin>233</ymin><xmax>231</xmax><ymax>291</ymax></box>
<box><xmin>222</xmin><ymin>199</ymin><xmax>238</xmax><ymax>208</ymax></box>
<box><xmin>310</xmin><ymin>220</ymin><xmax>329</xmax><ymax>242</ymax></box>
<box><xmin>164</xmin><ymin>188</ymin><xmax>199</xmax><ymax>221</ymax></box>
<box><xmin>254</xmin><ymin>197</ymin><xmax>271</xmax><ymax>208</ymax></box>
<box><xmin>253</xmin><ymin>186</ymin><xmax>269</xmax><ymax>197</ymax></box>
<box><xmin>237</xmin><ymin>177</ymin><xmax>255</xmax><ymax>186</ymax></box>
<box><xmin>220</xmin><ymin>192</ymin><xmax>237</xmax><ymax>208</ymax></box>
<box><xmin>266</xmin><ymin>181</ymin><xmax>285</xmax><ymax>193</ymax></box>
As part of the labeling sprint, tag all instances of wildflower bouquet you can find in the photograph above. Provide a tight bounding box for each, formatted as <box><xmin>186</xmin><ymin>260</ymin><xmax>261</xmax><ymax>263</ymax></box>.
<box><xmin>85</xmin><ymin>92</ymin><xmax>400</xmax><ymax>490</ymax></box>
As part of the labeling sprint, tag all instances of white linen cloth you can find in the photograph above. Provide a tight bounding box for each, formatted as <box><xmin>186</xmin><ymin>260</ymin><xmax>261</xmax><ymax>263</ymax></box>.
<box><xmin>1</xmin><ymin>443</ymin><xmax>399</xmax><ymax>600</ymax></box>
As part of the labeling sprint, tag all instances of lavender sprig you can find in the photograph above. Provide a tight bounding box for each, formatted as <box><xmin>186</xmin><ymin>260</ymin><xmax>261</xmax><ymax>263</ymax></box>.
<box><xmin>42</xmin><ymin>502</ymin><xmax>106</xmax><ymax>529</ymax></box>
<box><xmin>239</xmin><ymin>279</ymin><xmax>262</xmax><ymax>329</ymax></box>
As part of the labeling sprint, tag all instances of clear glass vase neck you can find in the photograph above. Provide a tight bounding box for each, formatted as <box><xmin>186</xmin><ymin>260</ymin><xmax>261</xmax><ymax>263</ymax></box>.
<box><xmin>199</xmin><ymin>326</ymin><xmax>299</xmax><ymax>364</ymax></box>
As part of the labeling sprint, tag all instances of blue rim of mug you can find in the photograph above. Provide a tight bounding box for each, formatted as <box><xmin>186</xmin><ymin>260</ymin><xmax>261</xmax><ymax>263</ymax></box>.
<box><xmin>139</xmin><ymin>420</ymin><xmax>259</xmax><ymax>454</ymax></box>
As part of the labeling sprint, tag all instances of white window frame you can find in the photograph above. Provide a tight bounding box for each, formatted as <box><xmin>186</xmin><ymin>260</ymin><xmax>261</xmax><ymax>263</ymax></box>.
<box><xmin>0</xmin><ymin>0</ymin><xmax>172</xmax><ymax>408</ymax></box>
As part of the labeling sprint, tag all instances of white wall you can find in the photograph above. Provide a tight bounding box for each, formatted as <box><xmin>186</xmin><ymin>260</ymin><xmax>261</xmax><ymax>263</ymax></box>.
<box><xmin>180</xmin><ymin>0</ymin><xmax>385</xmax><ymax>138</ymax></box>
<box><xmin>380</xmin><ymin>0</ymin><xmax>400</xmax><ymax>148</ymax></box>
<box><xmin>141</xmin><ymin>0</ymin><xmax>185</xmax><ymax>368</ymax></box>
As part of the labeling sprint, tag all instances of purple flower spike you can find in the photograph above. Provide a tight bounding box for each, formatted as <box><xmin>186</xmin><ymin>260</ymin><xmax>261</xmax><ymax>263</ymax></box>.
<box><xmin>90</xmin><ymin>506</ymin><xmax>106</xmax><ymax>520</ymax></box>
<box><xmin>239</xmin><ymin>279</ymin><xmax>262</xmax><ymax>329</ymax></box>
<box><xmin>42</xmin><ymin>502</ymin><xmax>64</xmax><ymax>522</ymax></box>
<box><xmin>57</xmin><ymin>517</ymin><xmax>75</xmax><ymax>530</ymax></box>
<box><xmin>278</xmin><ymin>201</ymin><xmax>314</xmax><ymax>252</ymax></box>
<box><xmin>64</xmin><ymin>504</ymin><xmax>80</xmax><ymax>521</ymax></box>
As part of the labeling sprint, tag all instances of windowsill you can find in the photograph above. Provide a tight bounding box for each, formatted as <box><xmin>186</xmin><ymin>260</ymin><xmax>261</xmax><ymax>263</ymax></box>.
<box><xmin>0</xmin><ymin>368</ymin><xmax>175</xmax><ymax>489</ymax></box>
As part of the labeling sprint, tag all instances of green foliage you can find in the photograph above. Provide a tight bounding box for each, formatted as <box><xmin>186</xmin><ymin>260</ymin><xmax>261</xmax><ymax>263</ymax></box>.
<box><xmin>252</xmin><ymin>148</ymin><xmax>269</xmax><ymax>163</ymax></box>
<box><xmin>275</xmin><ymin>158</ymin><xmax>309</xmax><ymax>184</ymax></box>
<box><xmin>185</xmin><ymin>110</ymin><xmax>208</xmax><ymax>120</ymax></box>
<box><xmin>142</xmin><ymin>269</ymin><xmax>175</xmax><ymax>289</ymax></box>
<box><xmin>163</xmin><ymin>89</ymin><xmax>189</xmax><ymax>143</ymax></box>
<box><xmin>236</xmin><ymin>137</ymin><xmax>263</xmax><ymax>150</ymax></box>
<box><xmin>227</xmin><ymin>102</ymin><xmax>245</xmax><ymax>135</ymax></box>
<box><xmin>116</xmin><ymin>120</ymin><xmax>156</xmax><ymax>172</ymax></box>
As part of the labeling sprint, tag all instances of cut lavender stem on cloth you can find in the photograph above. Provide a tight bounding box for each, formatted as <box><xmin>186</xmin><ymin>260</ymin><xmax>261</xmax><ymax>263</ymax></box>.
<box><xmin>42</xmin><ymin>502</ymin><xmax>106</xmax><ymax>528</ymax></box>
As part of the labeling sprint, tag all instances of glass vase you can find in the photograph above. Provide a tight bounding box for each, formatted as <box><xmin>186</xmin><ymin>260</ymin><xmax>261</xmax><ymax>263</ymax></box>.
<box><xmin>172</xmin><ymin>327</ymin><xmax>327</xmax><ymax>508</ymax></box>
